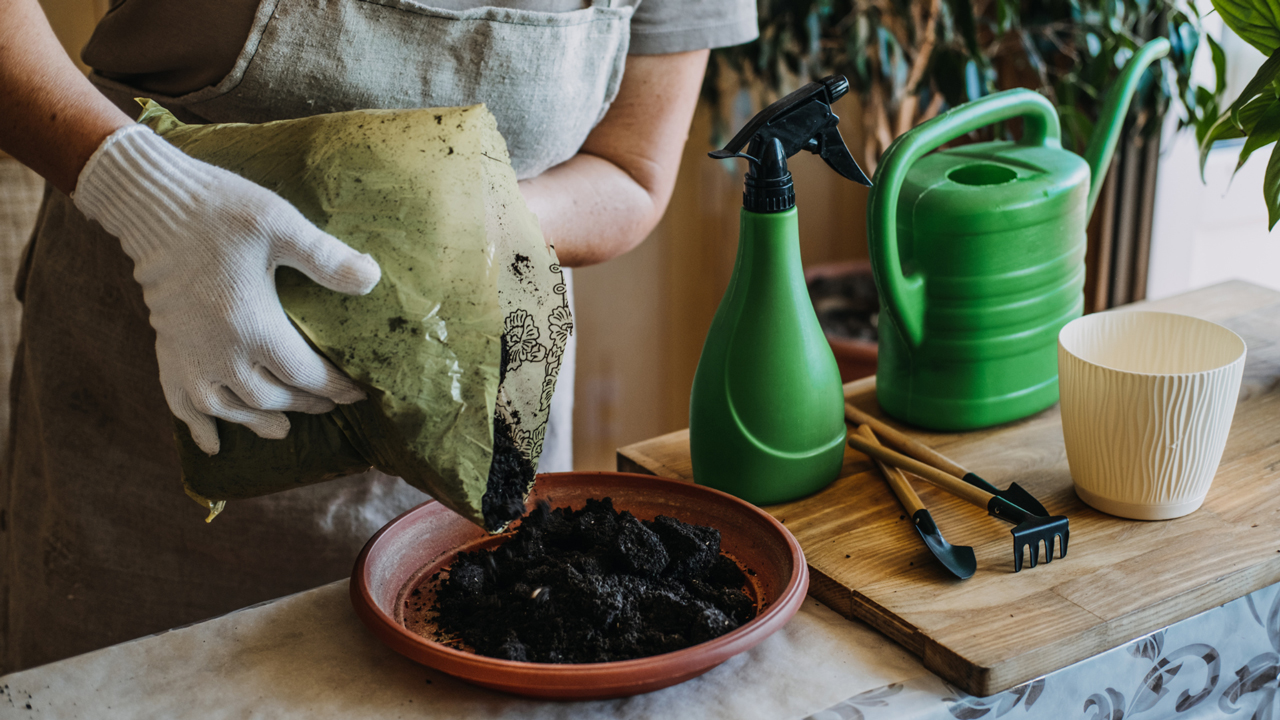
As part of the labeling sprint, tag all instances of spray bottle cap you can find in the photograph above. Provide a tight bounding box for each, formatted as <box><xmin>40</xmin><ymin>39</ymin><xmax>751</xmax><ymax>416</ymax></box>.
<box><xmin>710</xmin><ymin>75</ymin><xmax>871</xmax><ymax>213</ymax></box>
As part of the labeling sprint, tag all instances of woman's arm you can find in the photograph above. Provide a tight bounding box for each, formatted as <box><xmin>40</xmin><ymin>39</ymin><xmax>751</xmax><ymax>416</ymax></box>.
<box><xmin>0</xmin><ymin>0</ymin><xmax>133</xmax><ymax>192</ymax></box>
<box><xmin>518</xmin><ymin>49</ymin><xmax>708</xmax><ymax>268</ymax></box>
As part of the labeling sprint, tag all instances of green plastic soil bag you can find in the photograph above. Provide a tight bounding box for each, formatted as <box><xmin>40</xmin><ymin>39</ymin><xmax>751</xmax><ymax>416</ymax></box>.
<box><xmin>137</xmin><ymin>101</ymin><xmax>572</xmax><ymax>531</ymax></box>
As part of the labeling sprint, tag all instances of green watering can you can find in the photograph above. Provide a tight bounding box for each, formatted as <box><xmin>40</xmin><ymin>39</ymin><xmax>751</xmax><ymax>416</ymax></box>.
<box><xmin>868</xmin><ymin>38</ymin><xmax>1170</xmax><ymax>431</ymax></box>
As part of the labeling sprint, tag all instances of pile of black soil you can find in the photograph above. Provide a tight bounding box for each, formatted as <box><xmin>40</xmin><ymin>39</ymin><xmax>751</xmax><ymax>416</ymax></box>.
<box><xmin>808</xmin><ymin>270</ymin><xmax>879</xmax><ymax>342</ymax></box>
<box><xmin>427</xmin><ymin>498</ymin><xmax>756</xmax><ymax>663</ymax></box>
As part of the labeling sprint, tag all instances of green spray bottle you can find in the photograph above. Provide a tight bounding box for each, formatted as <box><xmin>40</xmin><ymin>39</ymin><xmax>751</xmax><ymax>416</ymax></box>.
<box><xmin>690</xmin><ymin>76</ymin><xmax>872</xmax><ymax>505</ymax></box>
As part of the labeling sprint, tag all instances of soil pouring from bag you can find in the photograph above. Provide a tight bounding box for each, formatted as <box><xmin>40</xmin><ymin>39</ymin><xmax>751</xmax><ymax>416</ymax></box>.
<box><xmin>479</xmin><ymin>413</ymin><xmax>534</xmax><ymax>531</ymax></box>
<box><xmin>405</xmin><ymin>499</ymin><xmax>759</xmax><ymax>663</ymax></box>
<box><xmin>479</xmin><ymin>339</ymin><xmax>538</xmax><ymax>532</ymax></box>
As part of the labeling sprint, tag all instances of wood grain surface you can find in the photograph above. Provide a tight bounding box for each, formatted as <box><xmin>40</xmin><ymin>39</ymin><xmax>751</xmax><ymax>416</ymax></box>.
<box><xmin>616</xmin><ymin>280</ymin><xmax>1280</xmax><ymax>696</ymax></box>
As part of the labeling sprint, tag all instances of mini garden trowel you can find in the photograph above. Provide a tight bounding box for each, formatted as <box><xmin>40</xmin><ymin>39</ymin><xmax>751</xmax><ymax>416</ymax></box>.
<box><xmin>855</xmin><ymin>424</ymin><xmax>975</xmax><ymax>580</ymax></box>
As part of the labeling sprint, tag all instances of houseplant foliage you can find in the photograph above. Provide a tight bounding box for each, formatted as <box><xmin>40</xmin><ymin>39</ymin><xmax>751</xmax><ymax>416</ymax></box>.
<box><xmin>1198</xmin><ymin>0</ymin><xmax>1280</xmax><ymax>228</ymax></box>
<box><xmin>706</xmin><ymin>0</ymin><xmax>1215</xmax><ymax>171</ymax></box>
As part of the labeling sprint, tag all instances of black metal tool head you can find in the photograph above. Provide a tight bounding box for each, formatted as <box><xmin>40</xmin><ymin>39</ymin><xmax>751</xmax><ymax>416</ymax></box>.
<box><xmin>1003</xmin><ymin>482</ymin><xmax>1051</xmax><ymax>519</ymax></box>
<box><xmin>987</xmin><ymin>496</ymin><xmax>1069</xmax><ymax>572</ymax></box>
<box><xmin>912</xmin><ymin>509</ymin><xmax>976</xmax><ymax>580</ymax></box>
<box><xmin>961</xmin><ymin>473</ymin><xmax>1051</xmax><ymax>518</ymax></box>
<box><xmin>1010</xmin><ymin>515</ymin><xmax>1070</xmax><ymax>572</ymax></box>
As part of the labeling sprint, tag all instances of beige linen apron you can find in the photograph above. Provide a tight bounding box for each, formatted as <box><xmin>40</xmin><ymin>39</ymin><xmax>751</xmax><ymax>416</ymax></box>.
<box><xmin>2</xmin><ymin>0</ymin><xmax>628</xmax><ymax>671</ymax></box>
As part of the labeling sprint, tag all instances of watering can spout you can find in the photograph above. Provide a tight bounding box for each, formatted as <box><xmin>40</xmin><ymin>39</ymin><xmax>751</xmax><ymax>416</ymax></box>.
<box><xmin>1082</xmin><ymin>37</ymin><xmax>1172</xmax><ymax>219</ymax></box>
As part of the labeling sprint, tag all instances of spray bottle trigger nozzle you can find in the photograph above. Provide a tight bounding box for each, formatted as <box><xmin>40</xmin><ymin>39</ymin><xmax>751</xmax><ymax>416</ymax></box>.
<box><xmin>710</xmin><ymin>75</ymin><xmax>872</xmax><ymax>210</ymax></box>
<box><xmin>814</xmin><ymin>127</ymin><xmax>872</xmax><ymax>186</ymax></box>
<box><xmin>708</xmin><ymin>150</ymin><xmax>761</xmax><ymax>166</ymax></box>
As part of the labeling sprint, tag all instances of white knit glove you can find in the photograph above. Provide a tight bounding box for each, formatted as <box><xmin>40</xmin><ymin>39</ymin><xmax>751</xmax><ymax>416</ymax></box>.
<box><xmin>74</xmin><ymin>124</ymin><xmax>381</xmax><ymax>455</ymax></box>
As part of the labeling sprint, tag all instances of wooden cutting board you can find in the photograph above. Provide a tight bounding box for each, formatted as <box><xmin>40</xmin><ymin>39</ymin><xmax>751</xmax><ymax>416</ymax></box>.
<box><xmin>617</xmin><ymin>281</ymin><xmax>1280</xmax><ymax>697</ymax></box>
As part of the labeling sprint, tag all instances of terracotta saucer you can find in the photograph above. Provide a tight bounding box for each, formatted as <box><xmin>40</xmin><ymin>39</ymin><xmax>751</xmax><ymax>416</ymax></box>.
<box><xmin>350</xmin><ymin>471</ymin><xmax>809</xmax><ymax>700</ymax></box>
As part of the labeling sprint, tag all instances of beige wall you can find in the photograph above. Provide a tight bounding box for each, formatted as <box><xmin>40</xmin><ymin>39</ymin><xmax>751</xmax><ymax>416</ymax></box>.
<box><xmin>39</xmin><ymin>0</ymin><xmax>109</xmax><ymax>70</ymax></box>
<box><xmin>572</xmin><ymin>97</ymin><xmax>871</xmax><ymax>470</ymax></box>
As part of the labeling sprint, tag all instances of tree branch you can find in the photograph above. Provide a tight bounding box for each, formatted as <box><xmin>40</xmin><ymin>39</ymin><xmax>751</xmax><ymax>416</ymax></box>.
<box><xmin>895</xmin><ymin>0</ymin><xmax>940</xmax><ymax>136</ymax></box>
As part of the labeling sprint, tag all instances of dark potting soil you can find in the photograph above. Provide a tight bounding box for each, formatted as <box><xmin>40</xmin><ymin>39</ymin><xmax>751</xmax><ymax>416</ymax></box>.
<box><xmin>480</xmin><ymin>333</ymin><xmax>536</xmax><ymax>531</ymax></box>
<box><xmin>807</xmin><ymin>270</ymin><xmax>879</xmax><ymax>342</ymax></box>
<box><xmin>423</xmin><ymin>498</ymin><xmax>757</xmax><ymax>663</ymax></box>
<box><xmin>480</xmin><ymin>413</ymin><xmax>534</xmax><ymax>531</ymax></box>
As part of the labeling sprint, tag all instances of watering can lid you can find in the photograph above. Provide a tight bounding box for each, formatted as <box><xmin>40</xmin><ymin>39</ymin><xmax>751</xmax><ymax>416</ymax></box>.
<box><xmin>900</xmin><ymin>141</ymin><xmax>1091</xmax><ymax>232</ymax></box>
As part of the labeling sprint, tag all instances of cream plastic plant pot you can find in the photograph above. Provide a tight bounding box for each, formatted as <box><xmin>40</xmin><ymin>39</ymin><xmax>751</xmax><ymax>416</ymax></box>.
<box><xmin>1058</xmin><ymin>311</ymin><xmax>1246</xmax><ymax>520</ymax></box>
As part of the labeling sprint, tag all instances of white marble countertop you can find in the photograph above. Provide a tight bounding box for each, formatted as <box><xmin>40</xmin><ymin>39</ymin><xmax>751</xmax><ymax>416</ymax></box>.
<box><xmin>0</xmin><ymin>580</ymin><xmax>928</xmax><ymax>720</ymax></box>
<box><xmin>6</xmin><ymin>577</ymin><xmax>1278</xmax><ymax>719</ymax></box>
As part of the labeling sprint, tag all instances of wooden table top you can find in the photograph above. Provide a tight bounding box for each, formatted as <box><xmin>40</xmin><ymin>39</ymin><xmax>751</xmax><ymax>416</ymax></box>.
<box><xmin>617</xmin><ymin>280</ymin><xmax>1280</xmax><ymax>695</ymax></box>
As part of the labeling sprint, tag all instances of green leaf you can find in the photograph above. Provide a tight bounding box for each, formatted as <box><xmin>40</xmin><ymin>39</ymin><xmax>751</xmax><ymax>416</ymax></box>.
<box><xmin>1239</xmin><ymin>92</ymin><xmax>1278</xmax><ymax>132</ymax></box>
<box><xmin>1229</xmin><ymin>47</ymin><xmax>1280</xmax><ymax>127</ymax></box>
<box><xmin>1200</xmin><ymin>111</ymin><xmax>1247</xmax><ymax>180</ymax></box>
<box><xmin>1087</xmin><ymin>32</ymin><xmax>1102</xmax><ymax>56</ymax></box>
<box><xmin>1193</xmin><ymin>87</ymin><xmax>1218</xmax><ymax>137</ymax></box>
<box><xmin>1213</xmin><ymin>0</ymin><xmax>1280</xmax><ymax>55</ymax></box>
<box><xmin>1172</xmin><ymin>23</ymin><xmax>1199</xmax><ymax>73</ymax></box>
<box><xmin>1059</xmin><ymin>106</ymin><xmax>1095</xmax><ymax>150</ymax></box>
<box><xmin>1019</xmin><ymin>30</ymin><xmax>1050</xmax><ymax>86</ymax></box>
<box><xmin>1208</xmin><ymin>34</ymin><xmax>1228</xmax><ymax>94</ymax></box>
<box><xmin>965</xmin><ymin>59</ymin><xmax>983</xmax><ymax>101</ymax></box>
<box><xmin>1236</xmin><ymin>97</ymin><xmax>1280</xmax><ymax>172</ymax></box>
<box><xmin>947</xmin><ymin>0</ymin><xmax>982</xmax><ymax>60</ymax></box>
<box><xmin>1264</xmin><ymin>142</ymin><xmax>1280</xmax><ymax>229</ymax></box>
<box><xmin>932</xmin><ymin>48</ymin><xmax>969</xmax><ymax>106</ymax></box>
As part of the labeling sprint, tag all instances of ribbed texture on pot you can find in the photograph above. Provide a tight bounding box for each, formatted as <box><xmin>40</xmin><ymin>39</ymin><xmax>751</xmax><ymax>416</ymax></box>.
<box><xmin>1058</xmin><ymin>311</ymin><xmax>1246</xmax><ymax>520</ymax></box>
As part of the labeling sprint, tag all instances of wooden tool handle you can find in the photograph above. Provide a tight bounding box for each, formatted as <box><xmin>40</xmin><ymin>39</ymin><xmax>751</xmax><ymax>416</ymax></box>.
<box><xmin>857</xmin><ymin>424</ymin><xmax>924</xmax><ymax>515</ymax></box>
<box><xmin>846</xmin><ymin>430</ymin><xmax>993</xmax><ymax>509</ymax></box>
<box><xmin>844</xmin><ymin>402</ymin><xmax>969</xmax><ymax>478</ymax></box>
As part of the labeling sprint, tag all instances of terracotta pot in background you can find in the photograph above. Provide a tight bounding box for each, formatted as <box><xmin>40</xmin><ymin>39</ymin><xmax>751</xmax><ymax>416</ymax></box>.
<box><xmin>804</xmin><ymin>260</ymin><xmax>878</xmax><ymax>383</ymax></box>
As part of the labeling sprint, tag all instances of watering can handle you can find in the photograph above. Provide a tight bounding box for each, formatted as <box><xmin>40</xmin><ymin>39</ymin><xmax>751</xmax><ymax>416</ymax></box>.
<box><xmin>867</xmin><ymin>89</ymin><xmax>1061</xmax><ymax>348</ymax></box>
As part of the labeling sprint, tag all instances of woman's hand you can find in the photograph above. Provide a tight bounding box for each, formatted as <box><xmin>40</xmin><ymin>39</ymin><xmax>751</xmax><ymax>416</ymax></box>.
<box><xmin>74</xmin><ymin>125</ymin><xmax>381</xmax><ymax>455</ymax></box>
<box><xmin>1</xmin><ymin>0</ymin><xmax>378</xmax><ymax>452</ymax></box>
<box><xmin>518</xmin><ymin>49</ymin><xmax>709</xmax><ymax>268</ymax></box>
